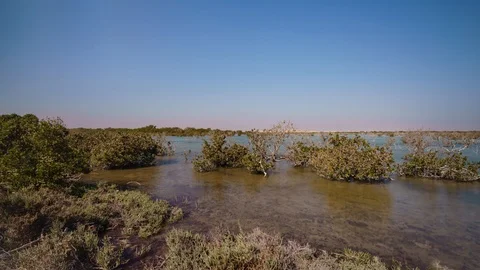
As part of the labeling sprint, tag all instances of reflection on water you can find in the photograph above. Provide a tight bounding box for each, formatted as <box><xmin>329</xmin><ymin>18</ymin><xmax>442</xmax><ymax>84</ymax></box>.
<box><xmin>84</xmin><ymin>137</ymin><xmax>480</xmax><ymax>270</ymax></box>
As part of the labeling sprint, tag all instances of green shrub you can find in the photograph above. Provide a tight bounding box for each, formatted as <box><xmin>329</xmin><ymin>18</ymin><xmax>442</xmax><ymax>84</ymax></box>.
<box><xmin>193</xmin><ymin>157</ymin><xmax>217</xmax><ymax>172</ymax></box>
<box><xmin>69</xmin><ymin>129</ymin><xmax>174</xmax><ymax>170</ymax></box>
<box><xmin>398</xmin><ymin>151</ymin><xmax>479</xmax><ymax>181</ymax></box>
<box><xmin>287</xmin><ymin>141</ymin><xmax>320</xmax><ymax>167</ymax></box>
<box><xmin>243</xmin><ymin>130</ymin><xmax>274</xmax><ymax>175</ymax></box>
<box><xmin>398</xmin><ymin>131</ymin><xmax>479</xmax><ymax>181</ymax></box>
<box><xmin>90</xmin><ymin>132</ymin><xmax>171</xmax><ymax>169</ymax></box>
<box><xmin>193</xmin><ymin>132</ymin><xmax>248</xmax><ymax>172</ymax></box>
<box><xmin>241</xmin><ymin>152</ymin><xmax>274</xmax><ymax>175</ymax></box>
<box><xmin>310</xmin><ymin>135</ymin><xmax>394</xmax><ymax>182</ymax></box>
<box><xmin>0</xmin><ymin>114</ymin><xmax>88</xmax><ymax>189</ymax></box>
<box><xmin>225</xmin><ymin>143</ymin><xmax>249</xmax><ymax>168</ymax></box>
<box><xmin>193</xmin><ymin>125</ymin><xmax>295</xmax><ymax>175</ymax></box>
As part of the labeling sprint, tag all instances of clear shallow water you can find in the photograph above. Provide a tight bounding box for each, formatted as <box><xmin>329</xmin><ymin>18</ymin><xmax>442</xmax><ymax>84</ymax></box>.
<box><xmin>84</xmin><ymin>136</ymin><xmax>480</xmax><ymax>269</ymax></box>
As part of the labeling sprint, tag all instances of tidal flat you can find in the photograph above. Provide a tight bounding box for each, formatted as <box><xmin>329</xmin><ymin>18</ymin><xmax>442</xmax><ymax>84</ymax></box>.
<box><xmin>84</xmin><ymin>135</ymin><xmax>480</xmax><ymax>269</ymax></box>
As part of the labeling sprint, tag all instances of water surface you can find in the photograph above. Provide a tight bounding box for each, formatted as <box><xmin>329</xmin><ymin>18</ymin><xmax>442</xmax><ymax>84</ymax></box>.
<box><xmin>84</xmin><ymin>136</ymin><xmax>480</xmax><ymax>269</ymax></box>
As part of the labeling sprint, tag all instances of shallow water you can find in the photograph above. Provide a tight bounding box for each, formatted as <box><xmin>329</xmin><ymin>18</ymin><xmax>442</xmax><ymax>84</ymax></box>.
<box><xmin>84</xmin><ymin>136</ymin><xmax>480</xmax><ymax>269</ymax></box>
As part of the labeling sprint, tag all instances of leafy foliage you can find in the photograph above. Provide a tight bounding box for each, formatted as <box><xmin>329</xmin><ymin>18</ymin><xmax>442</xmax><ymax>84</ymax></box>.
<box><xmin>193</xmin><ymin>131</ymin><xmax>275</xmax><ymax>175</ymax></box>
<box><xmin>193</xmin><ymin>132</ymin><xmax>248</xmax><ymax>172</ymax></box>
<box><xmin>287</xmin><ymin>141</ymin><xmax>320</xmax><ymax>167</ymax></box>
<box><xmin>69</xmin><ymin>130</ymin><xmax>174</xmax><ymax>170</ymax></box>
<box><xmin>399</xmin><ymin>152</ymin><xmax>479</xmax><ymax>181</ymax></box>
<box><xmin>243</xmin><ymin>130</ymin><xmax>274</xmax><ymax>175</ymax></box>
<box><xmin>310</xmin><ymin>135</ymin><xmax>394</xmax><ymax>182</ymax></box>
<box><xmin>0</xmin><ymin>114</ymin><xmax>88</xmax><ymax>188</ymax></box>
<box><xmin>398</xmin><ymin>132</ymin><xmax>479</xmax><ymax>181</ymax></box>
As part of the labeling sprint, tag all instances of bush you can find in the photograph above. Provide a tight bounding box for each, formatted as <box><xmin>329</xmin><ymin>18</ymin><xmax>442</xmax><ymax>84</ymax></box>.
<box><xmin>287</xmin><ymin>141</ymin><xmax>320</xmax><ymax>167</ymax></box>
<box><xmin>144</xmin><ymin>228</ymin><xmax>440</xmax><ymax>270</ymax></box>
<box><xmin>398</xmin><ymin>151</ymin><xmax>479</xmax><ymax>181</ymax></box>
<box><xmin>398</xmin><ymin>131</ymin><xmax>479</xmax><ymax>181</ymax></box>
<box><xmin>241</xmin><ymin>152</ymin><xmax>274</xmax><ymax>175</ymax></box>
<box><xmin>95</xmin><ymin>237</ymin><xmax>125</xmax><ymax>270</ymax></box>
<box><xmin>310</xmin><ymin>135</ymin><xmax>394</xmax><ymax>182</ymax></box>
<box><xmin>0</xmin><ymin>185</ymin><xmax>182</xmax><ymax>251</ymax></box>
<box><xmin>0</xmin><ymin>114</ymin><xmax>88</xmax><ymax>189</ymax></box>
<box><xmin>243</xmin><ymin>130</ymin><xmax>274</xmax><ymax>175</ymax></box>
<box><xmin>70</xmin><ymin>130</ymin><xmax>174</xmax><ymax>170</ymax></box>
<box><xmin>1</xmin><ymin>221</ymin><xmax>129</xmax><ymax>270</ymax></box>
<box><xmin>193</xmin><ymin>132</ymin><xmax>248</xmax><ymax>172</ymax></box>
<box><xmin>225</xmin><ymin>143</ymin><xmax>249</xmax><ymax>168</ymax></box>
<box><xmin>0</xmin><ymin>184</ymin><xmax>182</xmax><ymax>269</ymax></box>
<box><xmin>4</xmin><ymin>224</ymin><xmax>99</xmax><ymax>270</ymax></box>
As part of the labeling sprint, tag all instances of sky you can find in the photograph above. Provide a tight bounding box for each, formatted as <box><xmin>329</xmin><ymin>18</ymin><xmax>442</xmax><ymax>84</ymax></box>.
<box><xmin>1</xmin><ymin>0</ymin><xmax>479</xmax><ymax>131</ymax></box>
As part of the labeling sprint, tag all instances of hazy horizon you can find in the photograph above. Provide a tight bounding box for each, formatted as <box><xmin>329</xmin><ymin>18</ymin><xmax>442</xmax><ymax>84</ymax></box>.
<box><xmin>1</xmin><ymin>1</ymin><xmax>479</xmax><ymax>131</ymax></box>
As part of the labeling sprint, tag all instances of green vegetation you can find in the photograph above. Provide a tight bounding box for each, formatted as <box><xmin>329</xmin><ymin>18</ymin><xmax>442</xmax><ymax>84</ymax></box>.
<box><xmin>70</xmin><ymin>130</ymin><xmax>174</xmax><ymax>170</ymax></box>
<box><xmin>193</xmin><ymin>132</ymin><xmax>249</xmax><ymax>172</ymax></box>
<box><xmin>71</xmin><ymin>125</ymin><xmax>243</xmax><ymax>137</ymax></box>
<box><xmin>0</xmin><ymin>114</ymin><xmax>173</xmax><ymax>190</ymax></box>
<box><xmin>242</xmin><ymin>130</ymin><xmax>274</xmax><ymax>175</ymax></box>
<box><xmin>287</xmin><ymin>141</ymin><xmax>320</xmax><ymax>167</ymax></box>
<box><xmin>310</xmin><ymin>135</ymin><xmax>395</xmax><ymax>182</ymax></box>
<box><xmin>194</xmin><ymin>121</ymin><xmax>295</xmax><ymax>176</ymax></box>
<box><xmin>0</xmin><ymin>184</ymin><xmax>182</xmax><ymax>269</ymax></box>
<box><xmin>287</xmin><ymin>134</ymin><xmax>395</xmax><ymax>182</ymax></box>
<box><xmin>145</xmin><ymin>228</ymin><xmax>448</xmax><ymax>270</ymax></box>
<box><xmin>193</xmin><ymin>131</ymin><xmax>274</xmax><ymax>175</ymax></box>
<box><xmin>0</xmin><ymin>113</ymin><xmax>182</xmax><ymax>269</ymax></box>
<box><xmin>398</xmin><ymin>131</ymin><xmax>479</xmax><ymax>181</ymax></box>
<box><xmin>0</xmin><ymin>114</ymin><xmax>88</xmax><ymax>189</ymax></box>
<box><xmin>0</xmin><ymin>114</ymin><xmax>469</xmax><ymax>269</ymax></box>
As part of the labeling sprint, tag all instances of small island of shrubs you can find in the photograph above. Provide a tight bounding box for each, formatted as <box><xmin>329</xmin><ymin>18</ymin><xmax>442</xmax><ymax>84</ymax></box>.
<box><xmin>193</xmin><ymin>121</ymin><xmax>479</xmax><ymax>182</ymax></box>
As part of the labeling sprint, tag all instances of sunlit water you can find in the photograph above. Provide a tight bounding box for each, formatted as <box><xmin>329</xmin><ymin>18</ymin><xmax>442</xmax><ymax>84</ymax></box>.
<box><xmin>84</xmin><ymin>136</ymin><xmax>480</xmax><ymax>269</ymax></box>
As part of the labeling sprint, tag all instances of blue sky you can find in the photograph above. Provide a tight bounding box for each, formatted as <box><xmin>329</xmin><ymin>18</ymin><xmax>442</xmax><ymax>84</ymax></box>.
<box><xmin>1</xmin><ymin>0</ymin><xmax>479</xmax><ymax>130</ymax></box>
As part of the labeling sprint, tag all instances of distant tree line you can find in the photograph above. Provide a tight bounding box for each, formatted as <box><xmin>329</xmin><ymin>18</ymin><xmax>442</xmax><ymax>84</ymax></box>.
<box><xmin>70</xmin><ymin>125</ymin><xmax>244</xmax><ymax>137</ymax></box>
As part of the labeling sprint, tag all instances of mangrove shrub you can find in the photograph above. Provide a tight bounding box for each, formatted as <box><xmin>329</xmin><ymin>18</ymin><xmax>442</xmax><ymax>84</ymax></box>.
<box><xmin>398</xmin><ymin>131</ymin><xmax>479</xmax><ymax>181</ymax></box>
<box><xmin>310</xmin><ymin>135</ymin><xmax>394</xmax><ymax>182</ymax></box>
<box><xmin>193</xmin><ymin>132</ymin><xmax>248</xmax><ymax>172</ymax></box>
<box><xmin>0</xmin><ymin>114</ymin><xmax>88</xmax><ymax>188</ymax></box>
<box><xmin>287</xmin><ymin>141</ymin><xmax>320</xmax><ymax>167</ymax></box>
<box><xmin>242</xmin><ymin>130</ymin><xmax>274</xmax><ymax>175</ymax></box>
<box><xmin>193</xmin><ymin>131</ymin><xmax>274</xmax><ymax>175</ymax></box>
<box><xmin>69</xmin><ymin>130</ymin><xmax>174</xmax><ymax>170</ymax></box>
